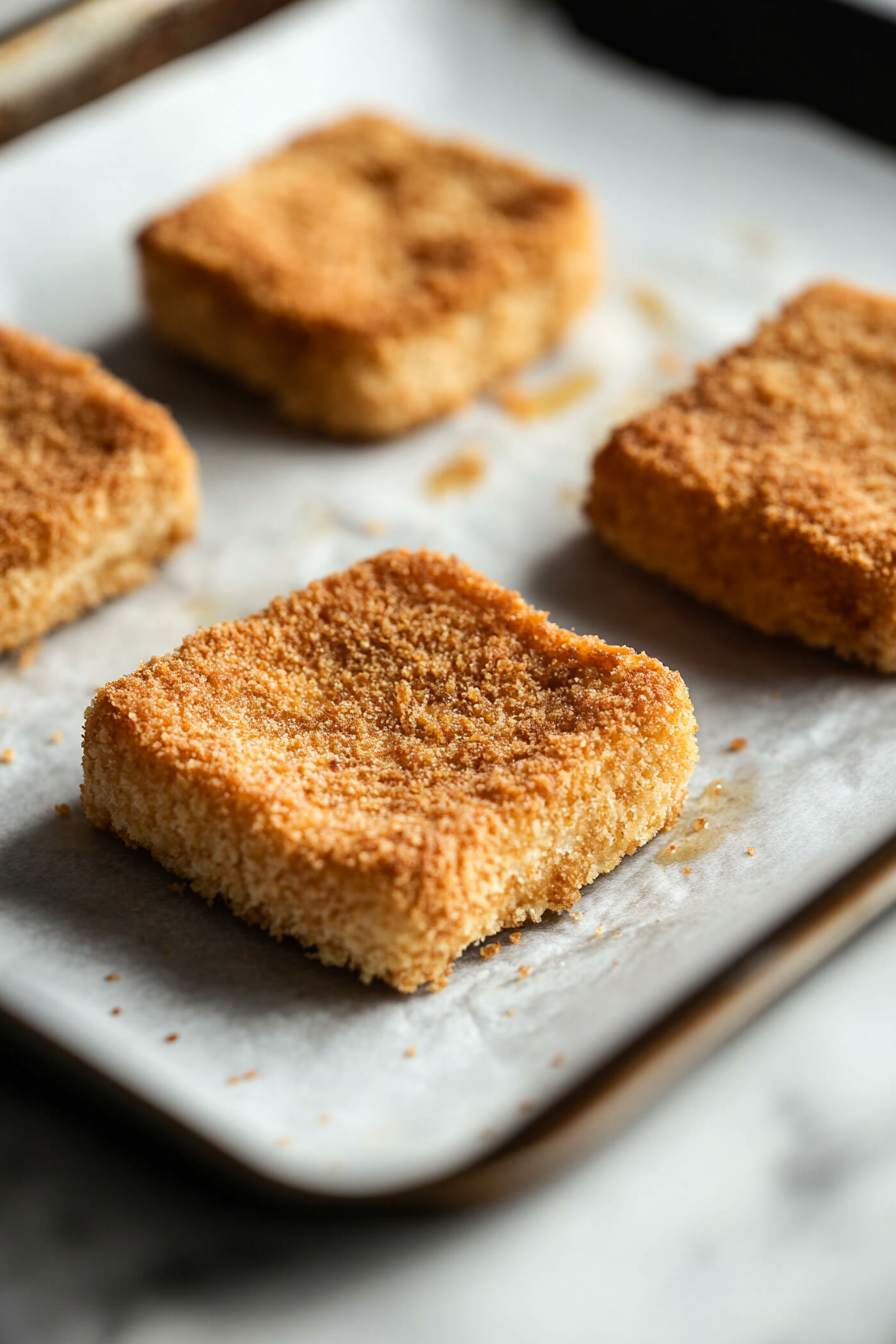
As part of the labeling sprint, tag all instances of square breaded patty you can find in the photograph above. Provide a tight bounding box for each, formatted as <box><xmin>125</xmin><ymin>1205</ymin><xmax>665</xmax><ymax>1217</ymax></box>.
<box><xmin>0</xmin><ymin>327</ymin><xmax>197</xmax><ymax>653</ymax></box>
<box><xmin>81</xmin><ymin>550</ymin><xmax>696</xmax><ymax>992</ymax></box>
<box><xmin>138</xmin><ymin>113</ymin><xmax>597</xmax><ymax>439</ymax></box>
<box><xmin>588</xmin><ymin>282</ymin><xmax>896</xmax><ymax>672</ymax></box>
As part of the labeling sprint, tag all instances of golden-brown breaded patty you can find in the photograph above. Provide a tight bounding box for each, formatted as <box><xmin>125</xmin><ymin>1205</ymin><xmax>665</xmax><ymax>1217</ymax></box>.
<box><xmin>138</xmin><ymin>113</ymin><xmax>598</xmax><ymax>439</ymax></box>
<box><xmin>588</xmin><ymin>281</ymin><xmax>896</xmax><ymax>672</ymax></box>
<box><xmin>81</xmin><ymin>549</ymin><xmax>696</xmax><ymax>992</ymax></box>
<box><xmin>0</xmin><ymin>326</ymin><xmax>198</xmax><ymax>653</ymax></box>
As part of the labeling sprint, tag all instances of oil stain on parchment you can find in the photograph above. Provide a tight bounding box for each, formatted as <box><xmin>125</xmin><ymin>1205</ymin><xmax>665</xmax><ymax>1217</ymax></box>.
<box><xmin>655</xmin><ymin>774</ymin><xmax>756</xmax><ymax>866</ymax></box>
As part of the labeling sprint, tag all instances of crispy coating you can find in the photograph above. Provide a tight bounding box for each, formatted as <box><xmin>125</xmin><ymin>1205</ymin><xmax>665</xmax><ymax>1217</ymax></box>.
<box><xmin>81</xmin><ymin>549</ymin><xmax>697</xmax><ymax>992</ymax></box>
<box><xmin>138</xmin><ymin>113</ymin><xmax>597</xmax><ymax>438</ymax></box>
<box><xmin>588</xmin><ymin>282</ymin><xmax>896</xmax><ymax>671</ymax></box>
<box><xmin>0</xmin><ymin>326</ymin><xmax>197</xmax><ymax>652</ymax></box>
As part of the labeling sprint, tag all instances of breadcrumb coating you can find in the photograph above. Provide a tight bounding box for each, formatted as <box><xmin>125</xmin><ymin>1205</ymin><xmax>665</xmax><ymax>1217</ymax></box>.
<box><xmin>82</xmin><ymin>550</ymin><xmax>696</xmax><ymax>991</ymax></box>
<box><xmin>138</xmin><ymin>113</ymin><xmax>597</xmax><ymax>437</ymax></box>
<box><xmin>0</xmin><ymin>326</ymin><xmax>198</xmax><ymax>651</ymax></box>
<box><xmin>589</xmin><ymin>282</ymin><xmax>896</xmax><ymax>671</ymax></box>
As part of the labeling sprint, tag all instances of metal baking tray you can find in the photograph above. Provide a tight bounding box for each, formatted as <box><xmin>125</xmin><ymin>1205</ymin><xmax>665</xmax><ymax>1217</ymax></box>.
<box><xmin>2</xmin><ymin>0</ymin><xmax>896</xmax><ymax>1204</ymax></box>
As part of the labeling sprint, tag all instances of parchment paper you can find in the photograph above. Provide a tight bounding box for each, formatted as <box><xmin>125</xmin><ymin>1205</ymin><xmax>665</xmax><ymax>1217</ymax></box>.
<box><xmin>2</xmin><ymin>0</ymin><xmax>896</xmax><ymax>1196</ymax></box>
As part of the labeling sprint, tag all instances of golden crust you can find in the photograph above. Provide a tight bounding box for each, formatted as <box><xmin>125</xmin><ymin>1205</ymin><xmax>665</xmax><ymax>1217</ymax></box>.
<box><xmin>0</xmin><ymin>326</ymin><xmax>198</xmax><ymax>651</ymax></box>
<box><xmin>588</xmin><ymin>282</ymin><xmax>896</xmax><ymax>671</ymax></box>
<box><xmin>138</xmin><ymin>113</ymin><xmax>597</xmax><ymax>437</ymax></box>
<box><xmin>81</xmin><ymin>549</ymin><xmax>697</xmax><ymax>992</ymax></box>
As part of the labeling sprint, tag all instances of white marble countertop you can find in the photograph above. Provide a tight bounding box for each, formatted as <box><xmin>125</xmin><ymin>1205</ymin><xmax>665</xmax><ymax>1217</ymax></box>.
<box><xmin>3</xmin><ymin>904</ymin><xmax>896</xmax><ymax>1344</ymax></box>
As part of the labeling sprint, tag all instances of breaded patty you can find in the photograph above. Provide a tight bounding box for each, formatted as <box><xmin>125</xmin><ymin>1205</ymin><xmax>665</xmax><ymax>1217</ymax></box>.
<box><xmin>0</xmin><ymin>326</ymin><xmax>197</xmax><ymax>653</ymax></box>
<box><xmin>138</xmin><ymin>113</ymin><xmax>598</xmax><ymax>439</ymax></box>
<box><xmin>81</xmin><ymin>549</ymin><xmax>696</xmax><ymax>992</ymax></box>
<box><xmin>588</xmin><ymin>282</ymin><xmax>896</xmax><ymax>671</ymax></box>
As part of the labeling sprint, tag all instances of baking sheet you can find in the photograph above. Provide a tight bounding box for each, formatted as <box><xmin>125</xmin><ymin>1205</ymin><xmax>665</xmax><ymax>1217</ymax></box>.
<box><xmin>2</xmin><ymin>0</ymin><xmax>896</xmax><ymax>1197</ymax></box>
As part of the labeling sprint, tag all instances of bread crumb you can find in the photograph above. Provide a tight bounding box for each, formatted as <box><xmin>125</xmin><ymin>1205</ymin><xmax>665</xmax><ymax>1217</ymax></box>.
<box><xmin>570</xmin><ymin>911</ymin><xmax>581</xmax><ymax>922</ymax></box>
<box><xmin>243</xmin><ymin>1069</ymin><xmax>258</xmax><ymax>1080</ymax></box>
<box><xmin>518</xmin><ymin>965</ymin><xmax>533</xmax><ymax>978</ymax></box>
<box><xmin>594</xmin><ymin>924</ymin><xmax>603</xmax><ymax>938</ymax></box>
<box><xmin>682</xmin><ymin>867</ymin><xmax>691</xmax><ymax>874</ymax></box>
<box><xmin>614</xmin><ymin>929</ymin><xmax>623</xmax><ymax>937</ymax></box>
<box><xmin>630</xmin><ymin>284</ymin><xmax>670</xmax><ymax>327</ymax></box>
<box><xmin>49</xmin><ymin>730</ymin><xmax>64</xmax><ymax>744</ymax></box>
<box><xmin>425</xmin><ymin>445</ymin><xmax>486</xmax><ymax>498</ymax></box>
<box><xmin>318</xmin><ymin>1114</ymin><xmax>330</xmax><ymax>1126</ymax></box>
<box><xmin>506</xmin><ymin>1008</ymin><xmax>516</xmax><ymax>1017</ymax></box>
<box><xmin>552</xmin><ymin>1052</ymin><xmax>566</xmax><ymax>1067</ymax></box>
<box><xmin>747</xmin><ymin>847</ymin><xmax>755</xmax><ymax>856</ymax></box>
<box><xmin>480</xmin><ymin>943</ymin><xmax>500</xmax><ymax>959</ymax></box>
<box><xmin>104</xmin><ymin>972</ymin><xmax>120</xmax><ymax>982</ymax></box>
<box><xmin>519</xmin><ymin>1100</ymin><xmax>534</xmax><ymax>1114</ymax></box>
<box><xmin>666</xmin><ymin>843</ymin><xmax>676</xmax><ymax>853</ymax></box>
<box><xmin>656</xmin><ymin>347</ymin><xmax>684</xmax><ymax>376</ymax></box>
<box><xmin>404</xmin><ymin>1045</ymin><xmax>417</xmax><ymax>1058</ymax></box>
<box><xmin>692</xmin><ymin>816</ymin><xmax>708</xmax><ymax>832</ymax></box>
<box><xmin>729</xmin><ymin>737</ymin><xmax>748</xmax><ymax>752</ymax></box>
<box><xmin>363</xmin><ymin>519</ymin><xmax>386</xmax><ymax>536</ymax></box>
<box><xmin>54</xmin><ymin>803</ymin><xmax>71</xmax><ymax>817</ymax></box>
<box><xmin>164</xmin><ymin>1033</ymin><xmax>179</xmax><ymax>1043</ymax></box>
<box><xmin>1</xmin><ymin>748</ymin><xmax>16</xmax><ymax>764</ymax></box>
<box><xmin>612</xmin><ymin>958</ymin><xmax>619</xmax><ymax>966</ymax></box>
<box><xmin>508</xmin><ymin>932</ymin><xmax>521</xmax><ymax>944</ymax></box>
<box><xmin>227</xmin><ymin>1075</ymin><xmax>240</xmax><ymax>1085</ymax></box>
<box><xmin>110</xmin><ymin>1007</ymin><xmax>121</xmax><ymax>1016</ymax></box>
<box><xmin>16</xmin><ymin>639</ymin><xmax>40</xmax><ymax>670</ymax></box>
<box><xmin>497</xmin><ymin>369</ymin><xmax>596</xmax><ymax>421</ymax></box>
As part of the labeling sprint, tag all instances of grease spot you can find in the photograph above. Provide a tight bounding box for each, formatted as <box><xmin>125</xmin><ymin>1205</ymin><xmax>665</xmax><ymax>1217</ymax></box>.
<box><xmin>655</xmin><ymin>776</ymin><xmax>756</xmax><ymax>866</ymax></box>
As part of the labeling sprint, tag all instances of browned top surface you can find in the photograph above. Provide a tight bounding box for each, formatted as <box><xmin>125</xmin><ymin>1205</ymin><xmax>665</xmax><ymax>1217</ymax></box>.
<box><xmin>601</xmin><ymin>282</ymin><xmax>896</xmax><ymax>572</ymax></box>
<box><xmin>95</xmin><ymin>550</ymin><xmax>693</xmax><ymax>866</ymax></box>
<box><xmin>139</xmin><ymin>113</ymin><xmax>593</xmax><ymax>338</ymax></box>
<box><xmin>0</xmin><ymin>325</ymin><xmax>182</xmax><ymax>574</ymax></box>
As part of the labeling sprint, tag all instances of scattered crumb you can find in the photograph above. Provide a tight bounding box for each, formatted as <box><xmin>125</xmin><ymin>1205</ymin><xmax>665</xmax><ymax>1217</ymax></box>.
<box><xmin>104</xmin><ymin>973</ymin><xmax>120</xmax><ymax>982</ymax></box>
<box><xmin>594</xmin><ymin>924</ymin><xmax>603</xmax><ymax>938</ymax></box>
<box><xmin>318</xmin><ymin>1114</ymin><xmax>330</xmax><ymax>1126</ymax></box>
<box><xmin>16</xmin><ymin>639</ymin><xmax>40</xmax><ymax>670</ymax></box>
<box><xmin>404</xmin><ymin>1045</ymin><xmax>417</xmax><ymax>1059</ymax></box>
<box><xmin>49</xmin><ymin>730</ymin><xmax>64</xmax><ymax>745</ymax></box>
<box><xmin>518</xmin><ymin>965</ymin><xmax>533</xmax><ymax>978</ymax></box>
<box><xmin>167</xmin><ymin>881</ymin><xmax>185</xmax><ymax>893</ymax></box>
<box><xmin>656</xmin><ymin>347</ymin><xmax>685</xmax><ymax>376</ymax></box>
<box><xmin>164</xmin><ymin>1033</ymin><xmax>179</xmax><ymax>1043</ymax></box>
<box><xmin>425</xmin><ymin>445</ymin><xmax>486</xmax><ymax>498</ymax></box>
<box><xmin>729</xmin><ymin>737</ymin><xmax>748</xmax><ymax>752</ymax></box>
<box><xmin>508</xmin><ymin>932</ymin><xmax>521</xmax><ymax>945</ymax></box>
<box><xmin>519</xmin><ymin>1101</ymin><xmax>534</xmax><ymax>1114</ymax></box>
<box><xmin>612</xmin><ymin>385</ymin><xmax>659</xmax><ymax>423</ymax></box>
<box><xmin>110</xmin><ymin>1007</ymin><xmax>121</xmax><ymax>1016</ymax></box>
<box><xmin>557</xmin><ymin>484</ymin><xmax>585</xmax><ymax>510</ymax></box>
<box><xmin>363</xmin><ymin>518</ymin><xmax>386</xmax><ymax>535</ymax></box>
<box><xmin>692</xmin><ymin>816</ymin><xmax>708</xmax><ymax>833</ymax></box>
<box><xmin>506</xmin><ymin>1008</ymin><xmax>516</xmax><ymax>1017</ymax></box>
<box><xmin>630</xmin><ymin>284</ymin><xmax>671</xmax><ymax>327</ymax></box>
<box><xmin>682</xmin><ymin>867</ymin><xmax>692</xmax><ymax>874</ymax></box>
<box><xmin>570</xmin><ymin>911</ymin><xmax>581</xmax><ymax>922</ymax></box>
<box><xmin>710</xmin><ymin>780</ymin><xmax>723</xmax><ymax>795</ymax></box>
<box><xmin>747</xmin><ymin>847</ymin><xmax>755</xmax><ymax>856</ymax></box>
<box><xmin>1</xmin><ymin>748</ymin><xmax>15</xmax><ymax>764</ymax></box>
<box><xmin>54</xmin><ymin>803</ymin><xmax>71</xmax><ymax>817</ymax></box>
<box><xmin>612</xmin><ymin>958</ymin><xmax>619</xmax><ymax>966</ymax></box>
<box><xmin>552</xmin><ymin>1053</ymin><xmax>566</xmax><ymax>1067</ymax></box>
<box><xmin>227</xmin><ymin>1075</ymin><xmax>240</xmax><ymax>1085</ymax></box>
<box><xmin>666</xmin><ymin>843</ymin><xmax>676</xmax><ymax>853</ymax></box>
<box><xmin>243</xmin><ymin>1069</ymin><xmax>258</xmax><ymax>1080</ymax></box>
<box><xmin>614</xmin><ymin>929</ymin><xmax>623</xmax><ymax>938</ymax></box>
<box><xmin>497</xmin><ymin>369</ymin><xmax>597</xmax><ymax>421</ymax></box>
<box><xmin>275</xmin><ymin>1136</ymin><xmax>292</xmax><ymax>1147</ymax></box>
<box><xmin>480</xmin><ymin>943</ymin><xmax>500</xmax><ymax>959</ymax></box>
